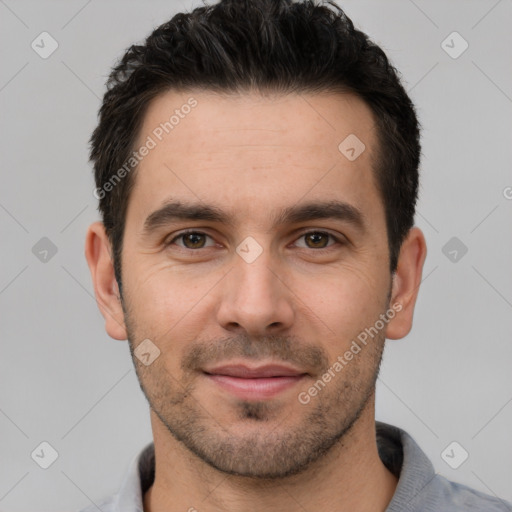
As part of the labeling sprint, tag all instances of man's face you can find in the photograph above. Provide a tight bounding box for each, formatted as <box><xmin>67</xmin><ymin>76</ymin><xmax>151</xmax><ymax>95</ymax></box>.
<box><xmin>119</xmin><ymin>90</ymin><xmax>393</xmax><ymax>478</ymax></box>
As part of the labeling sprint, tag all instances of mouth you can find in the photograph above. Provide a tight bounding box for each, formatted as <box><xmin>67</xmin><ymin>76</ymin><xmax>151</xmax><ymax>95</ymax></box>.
<box><xmin>202</xmin><ymin>363</ymin><xmax>308</xmax><ymax>400</ymax></box>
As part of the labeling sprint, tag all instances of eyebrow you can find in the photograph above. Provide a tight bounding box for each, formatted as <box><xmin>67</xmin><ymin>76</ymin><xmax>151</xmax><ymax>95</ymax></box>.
<box><xmin>142</xmin><ymin>198</ymin><xmax>366</xmax><ymax>236</ymax></box>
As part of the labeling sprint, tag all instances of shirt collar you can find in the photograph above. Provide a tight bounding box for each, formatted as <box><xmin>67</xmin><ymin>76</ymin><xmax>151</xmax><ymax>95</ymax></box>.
<box><xmin>376</xmin><ymin>422</ymin><xmax>436</xmax><ymax>511</ymax></box>
<box><xmin>114</xmin><ymin>440</ymin><xmax>154</xmax><ymax>512</ymax></box>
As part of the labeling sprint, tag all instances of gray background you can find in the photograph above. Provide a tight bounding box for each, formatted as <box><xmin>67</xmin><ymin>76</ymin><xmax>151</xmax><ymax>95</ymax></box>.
<box><xmin>1</xmin><ymin>0</ymin><xmax>511</xmax><ymax>510</ymax></box>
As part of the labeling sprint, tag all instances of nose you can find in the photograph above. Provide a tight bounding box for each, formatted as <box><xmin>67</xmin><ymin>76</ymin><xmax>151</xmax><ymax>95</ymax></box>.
<box><xmin>215</xmin><ymin>244</ymin><xmax>295</xmax><ymax>337</ymax></box>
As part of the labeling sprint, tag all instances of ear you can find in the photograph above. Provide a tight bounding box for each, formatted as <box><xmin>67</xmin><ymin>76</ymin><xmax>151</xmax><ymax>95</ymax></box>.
<box><xmin>385</xmin><ymin>227</ymin><xmax>427</xmax><ymax>340</ymax></box>
<box><xmin>84</xmin><ymin>221</ymin><xmax>128</xmax><ymax>340</ymax></box>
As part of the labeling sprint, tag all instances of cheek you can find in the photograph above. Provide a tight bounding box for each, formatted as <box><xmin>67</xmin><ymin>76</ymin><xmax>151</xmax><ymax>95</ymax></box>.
<box><xmin>124</xmin><ymin>258</ymin><xmax>220</xmax><ymax>338</ymax></box>
<box><xmin>298</xmin><ymin>263</ymin><xmax>388</xmax><ymax>346</ymax></box>
<box><xmin>124</xmin><ymin>260</ymin><xmax>180</xmax><ymax>324</ymax></box>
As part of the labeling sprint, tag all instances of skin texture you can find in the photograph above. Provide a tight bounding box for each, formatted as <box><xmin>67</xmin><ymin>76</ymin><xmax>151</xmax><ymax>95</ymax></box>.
<box><xmin>85</xmin><ymin>90</ymin><xmax>427</xmax><ymax>512</ymax></box>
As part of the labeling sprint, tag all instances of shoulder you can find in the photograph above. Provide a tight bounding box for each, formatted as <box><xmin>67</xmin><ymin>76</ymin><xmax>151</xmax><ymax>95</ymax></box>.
<box><xmin>424</xmin><ymin>473</ymin><xmax>512</xmax><ymax>511</ymax></box>
<box><xmin>375</xmin><ymin>421</ymin><xmax>511</xmax><ymax>512</ymax></box>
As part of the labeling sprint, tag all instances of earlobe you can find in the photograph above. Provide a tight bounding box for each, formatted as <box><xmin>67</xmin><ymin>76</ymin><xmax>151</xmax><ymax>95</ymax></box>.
<box><xmin>385</xmin><ymin>227</ymin><xmax>427</xmax><ymax>340</ymax></box>
<box><xmin>84</xmin><ymin>221</ymin><xmax>128</xmax><ymax>340</ymax></box>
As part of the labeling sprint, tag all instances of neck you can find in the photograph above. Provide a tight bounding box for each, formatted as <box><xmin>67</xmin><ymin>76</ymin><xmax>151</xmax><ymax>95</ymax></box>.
<box><xmin>143</xmin><ymin>396</ymin><xmax>398</xmax><ymax>512</ymax></box>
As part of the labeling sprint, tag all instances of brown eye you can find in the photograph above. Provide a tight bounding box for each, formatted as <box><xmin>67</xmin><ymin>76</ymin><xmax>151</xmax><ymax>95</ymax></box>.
<box><xmin>181</xmin><ymin>232</ymin><xmax>206</xmax><ymax>249</ymax></box>
<box><xmin>167</xmin><ymin>231</ymin><xmax>214</xmax><ymax>249</ymax></box>
<box><xmin>304</xmin><ymin>232</ymin><xmax>330</xmax><ymax>248</ymax></box>
<box><xmin>296</xmin><ymin>231</ymin><xmax>339</xmax><ymax>250</ymax></box>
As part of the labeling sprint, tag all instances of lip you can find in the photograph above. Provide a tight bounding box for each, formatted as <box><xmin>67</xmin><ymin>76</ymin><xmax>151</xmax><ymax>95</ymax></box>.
<box><xmin>202</xmin><ymin>363</ymin><xmax>308</xmax><ymax>400</ymax></box>
<box><xmin>203</xmin><ymin>363</ymin><xmax>307</xmax><ymax>378</ymax></box>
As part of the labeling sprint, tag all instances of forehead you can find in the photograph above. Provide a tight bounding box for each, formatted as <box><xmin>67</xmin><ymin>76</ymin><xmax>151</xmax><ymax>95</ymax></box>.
<box><xmin>139</xmin><ymin>89</ymin><xmax>376</xmax><ymax>156</ymax></box>
<box><xmin>128</xmin><ymin>89</ymin><xmax>382</xmax><ymax>228</ymax></box>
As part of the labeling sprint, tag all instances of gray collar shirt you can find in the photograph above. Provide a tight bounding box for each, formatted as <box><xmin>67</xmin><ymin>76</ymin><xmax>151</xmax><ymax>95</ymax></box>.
<box><xmin>77</xmin><ymin>421</ymin><xmax>511</xmax><ymax>511</ymax></box>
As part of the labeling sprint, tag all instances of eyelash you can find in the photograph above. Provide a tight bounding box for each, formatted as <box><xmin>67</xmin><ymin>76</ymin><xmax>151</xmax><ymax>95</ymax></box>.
<box><xmin>165</xmin><ymin>229</ymin><xmax>344</xmax><ymax>253</ymax></box>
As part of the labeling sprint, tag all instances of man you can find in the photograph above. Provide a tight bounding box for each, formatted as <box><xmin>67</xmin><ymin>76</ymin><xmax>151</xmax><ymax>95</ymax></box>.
<box><xmin>82</xmin><ymin>0</ymin><xmax>511</xmax><ymax>510</ymax></box>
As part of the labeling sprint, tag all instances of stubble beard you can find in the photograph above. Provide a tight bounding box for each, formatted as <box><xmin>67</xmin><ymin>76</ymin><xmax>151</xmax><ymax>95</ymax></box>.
<box><xmin>124</xmin><ymin>322</ymin><xmax>385</xmax><ymax>480</ymax></box>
